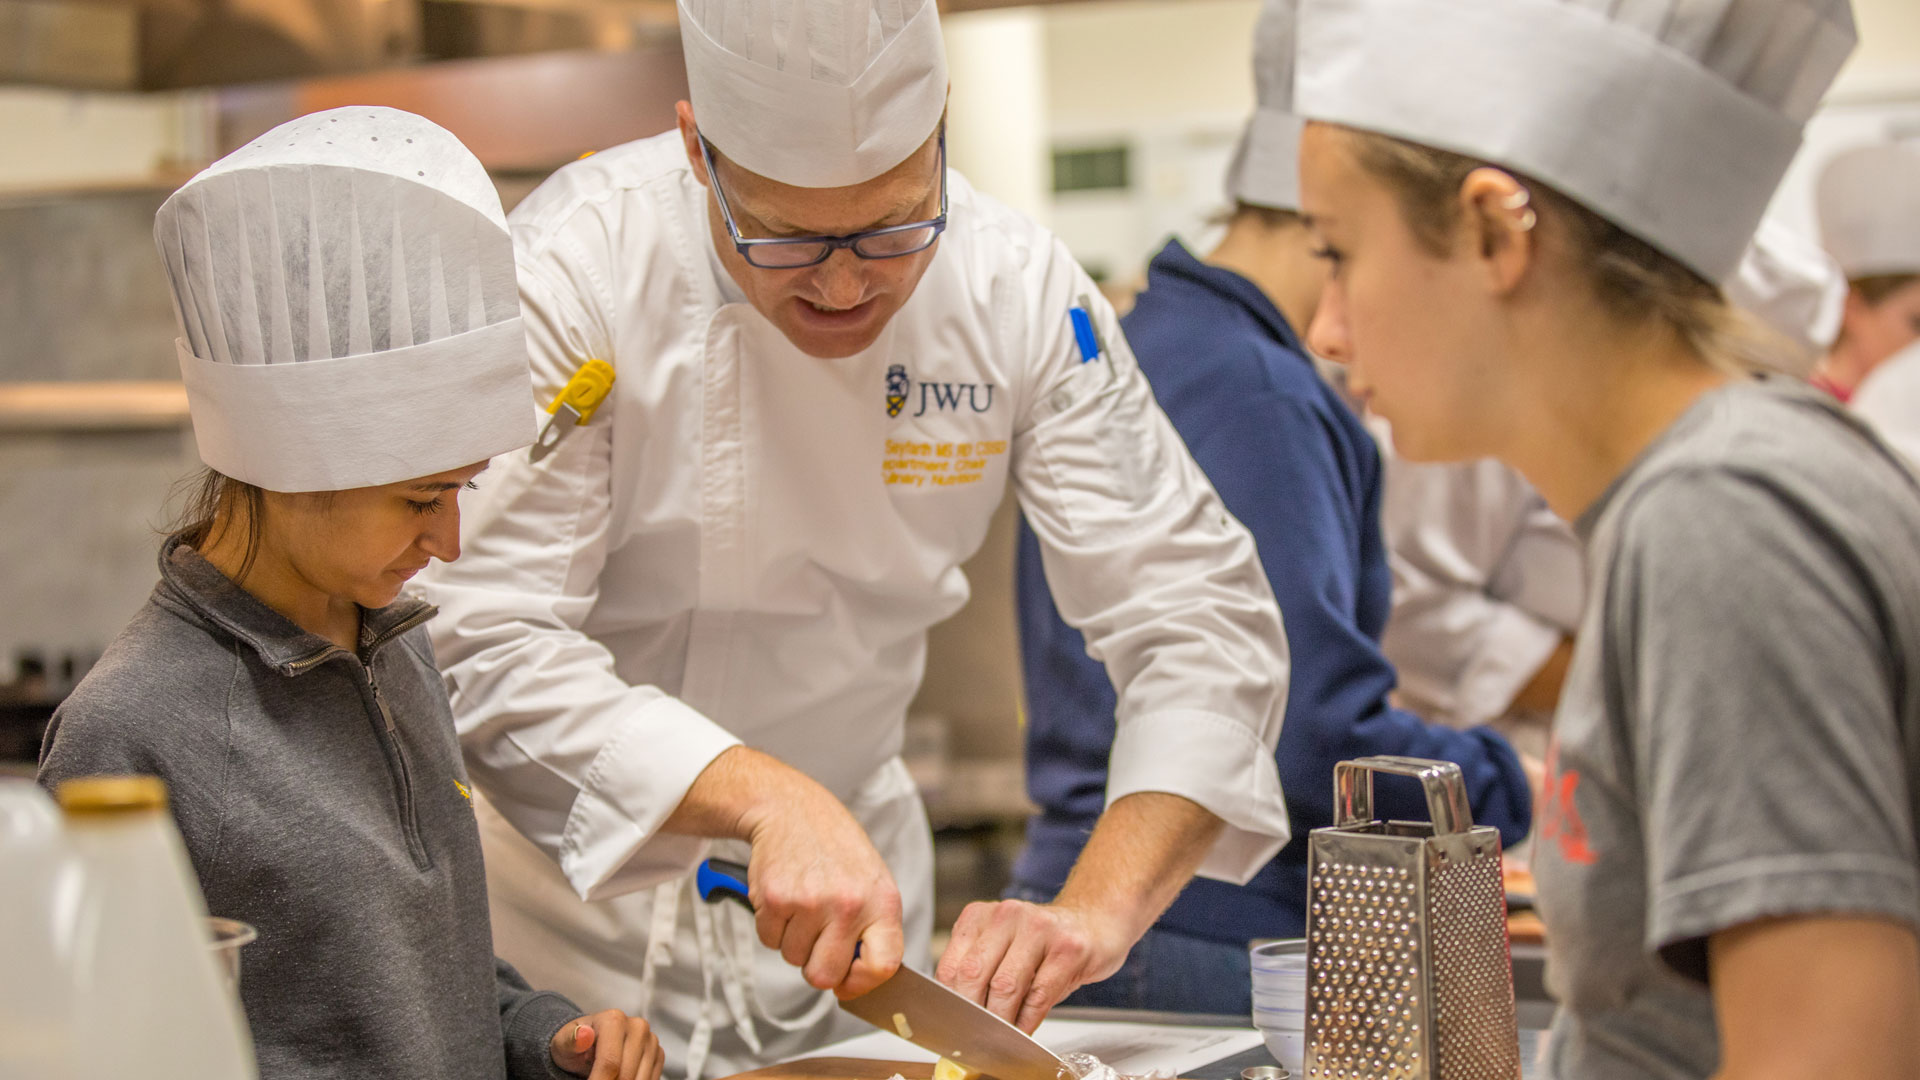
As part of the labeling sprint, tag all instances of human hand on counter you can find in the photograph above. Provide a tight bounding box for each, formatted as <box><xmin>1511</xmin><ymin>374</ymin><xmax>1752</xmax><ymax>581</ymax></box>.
<box><xmin>937</xmin><ymin>792</ymin><xmax>1224</xmax><ymax>1032</ymax></box>
<box><xmin>937</xmin><ymin>898</ymin><xmax>1132</xmax><ymax>1033</ymax></box>
<box><xmin>550</xmin><ymin>1009</ymin><xmax>663</xmax><ymax>1080</ymax></box>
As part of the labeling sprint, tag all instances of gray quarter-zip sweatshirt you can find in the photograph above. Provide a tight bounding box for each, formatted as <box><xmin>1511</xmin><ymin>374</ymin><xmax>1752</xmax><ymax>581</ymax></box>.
<box><xmin>39</xmin><ymin>536</ymin><xmax>584</xmax><ymax>1080</ymax></box>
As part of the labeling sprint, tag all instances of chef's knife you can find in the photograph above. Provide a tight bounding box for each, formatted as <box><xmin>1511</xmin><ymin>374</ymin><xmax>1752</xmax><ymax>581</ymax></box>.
<box><xmin>840</xmin><ymin>963</ymin><xmax>1069</xmax><ymax>1080</ymax></box>
<box><xmin>694</xmin><ymin>860</ymin><xmax>1067</xmax><ymax>1080</ymax></box>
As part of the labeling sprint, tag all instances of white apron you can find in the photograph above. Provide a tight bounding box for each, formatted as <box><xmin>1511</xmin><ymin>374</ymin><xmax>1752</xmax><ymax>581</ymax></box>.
<box><xmin>475</xmin><ymin>757</ymin><xmax>932</xmax><ymax>1080</ymax></box>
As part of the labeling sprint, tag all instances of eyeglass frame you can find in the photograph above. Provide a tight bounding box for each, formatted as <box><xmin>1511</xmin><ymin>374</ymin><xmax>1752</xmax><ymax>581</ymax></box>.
<box><xmin>697</xmin><ymin>125</ymin><xmax>948</xmax><ymax>270</ymax></box>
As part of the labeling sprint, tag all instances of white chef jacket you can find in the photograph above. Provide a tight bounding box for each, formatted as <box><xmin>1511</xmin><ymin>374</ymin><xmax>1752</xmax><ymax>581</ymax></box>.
<box><xmin>1374</xmin><ymin>437</ymin><xmax>1585</xmax><ymax>731</ymax></box>
<box><xmin>1852</xmin><ymin>339</ymin><xmax>1920</xmax><ymax>468</ymax></box>
<box><xmin>415</xmin><ymin>132</ymin><xmax>1290</xmax><ymax>1071</ymax></box>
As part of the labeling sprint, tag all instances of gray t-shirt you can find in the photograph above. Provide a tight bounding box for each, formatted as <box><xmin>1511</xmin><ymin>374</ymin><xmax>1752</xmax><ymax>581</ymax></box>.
<box><xmin>1534</xmin><ymin>379</ymin><xmax>1920</xmax><ymax>1079</ymax></box>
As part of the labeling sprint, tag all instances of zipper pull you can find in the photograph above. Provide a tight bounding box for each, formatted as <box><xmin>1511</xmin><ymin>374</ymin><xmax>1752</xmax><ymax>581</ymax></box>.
<box><xmin>367</xmin><ymin>668</ymin><xmax>398</xmax><ymax>734</ymax></box>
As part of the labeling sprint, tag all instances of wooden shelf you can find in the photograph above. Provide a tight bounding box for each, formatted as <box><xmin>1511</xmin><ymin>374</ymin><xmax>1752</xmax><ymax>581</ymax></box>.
<box><xmin>0</xmin><ymin>381</ymin><xmax>191</xmax><ymax>432</ymax></box>
<box><xmin>0</xmin><ymin>171</ymin><xmax>197</xmax><ymax>207</ymax></box>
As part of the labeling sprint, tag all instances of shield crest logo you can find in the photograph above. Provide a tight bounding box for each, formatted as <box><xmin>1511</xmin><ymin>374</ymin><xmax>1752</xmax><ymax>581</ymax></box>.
<box><xmin>885</xmin><ymin>364</ymin><xmax>910</xmax><ymax>418</ymax></box>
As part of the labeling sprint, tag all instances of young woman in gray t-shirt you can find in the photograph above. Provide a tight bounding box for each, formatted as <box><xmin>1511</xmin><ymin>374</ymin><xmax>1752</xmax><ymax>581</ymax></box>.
<box><xmin>1288</xmin><ymin>0</ymin><xmax>1920</xmax><ymax>1077</ymax></box>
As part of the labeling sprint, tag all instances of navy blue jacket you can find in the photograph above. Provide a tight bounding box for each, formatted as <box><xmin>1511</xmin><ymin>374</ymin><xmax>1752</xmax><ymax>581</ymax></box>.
<box><xmin>1012</xmin><ymin>240</ymin><xmax>1531</xmax><ymax>946</ymax></box>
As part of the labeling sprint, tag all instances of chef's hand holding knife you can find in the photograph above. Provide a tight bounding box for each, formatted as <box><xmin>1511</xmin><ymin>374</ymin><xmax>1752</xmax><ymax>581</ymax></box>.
<box><xmin>675</xmin><ymin>747</ymin><xmax>905</xmax><ymax>998</ymax></box>
<box><xmin>692</xmin><ymin>774</ymin><xmax>1214</xmax><ymax>1036</ymax></box>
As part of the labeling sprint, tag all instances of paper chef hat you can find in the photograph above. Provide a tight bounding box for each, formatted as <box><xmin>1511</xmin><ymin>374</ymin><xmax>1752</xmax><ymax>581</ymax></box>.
<box><xmin>1224</xmin><ymin>0</ymin><xmax>1305</xmax><ymax>212</ymax></box>
<box><xmin>155</xmin><ymin>107</ymin><xmax>536</xmax><ymax>493</ymax></box>
<box><xmin>1817</xmin><ymin>135</ymin><xmax>1920</xmax><ymax>279</ymax></box>
<box><xmin>1295</xmin><ymin>0</ymin><xmax>1857</xmax><ymax>284</ymax></box>
<box><xmin>1725</xmin><ymin>220</ymin><xmax>1847</xmax><ymax>371</ymax></box>
<box><xmin>679</xmin><ymin>0</ymin><xmax>948</xmax><ymax>188</ymax></box>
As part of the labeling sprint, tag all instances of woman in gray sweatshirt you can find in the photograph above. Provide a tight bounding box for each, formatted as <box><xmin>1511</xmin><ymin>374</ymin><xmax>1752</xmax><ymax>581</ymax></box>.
<box><xmin>38</xmin><ymin>108</ymin><xmax>662</xmax><ymax>1080</ymax></box>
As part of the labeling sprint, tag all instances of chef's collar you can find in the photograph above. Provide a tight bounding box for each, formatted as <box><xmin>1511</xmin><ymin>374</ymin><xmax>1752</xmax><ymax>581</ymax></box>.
<box><xmin>703</xmin><ymin>196</ymin><xmax>749</xmax><ymax>307</ymax></box>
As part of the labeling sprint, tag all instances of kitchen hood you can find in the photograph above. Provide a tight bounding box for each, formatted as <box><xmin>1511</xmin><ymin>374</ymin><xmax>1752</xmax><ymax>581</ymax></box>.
<box><xmin>0</xmin><ymin>0</ymin><xmax>1076</xmax><ymax>92</ymax></box>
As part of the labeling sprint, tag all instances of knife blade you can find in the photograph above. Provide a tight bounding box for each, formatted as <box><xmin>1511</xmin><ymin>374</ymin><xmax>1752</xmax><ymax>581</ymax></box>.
<box><xmin>692</xmin><ymin>860</ymin><xmax>1066</xmax><ymax>1080</ymax></box>
<box><xmin>839</xmin><ymin>964</ymin><xmax>1068</xmax><ymax>1080</ymax></box>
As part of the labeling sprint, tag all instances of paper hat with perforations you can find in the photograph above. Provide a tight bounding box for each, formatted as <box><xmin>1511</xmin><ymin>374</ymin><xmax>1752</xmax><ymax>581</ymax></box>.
<box><xmin>1295</xmin><ymin>0</ymin><xmax>1857</xmax><ymax>284</ymax></box>
<box><xmin>679</xmin><ymin>0</ymin><xmax>947</xmax><ymax>188</ymax></box>
<box><xmin>154</xmin><ymin>107</ymin><xmax>536</xmax><ymax>493</ymax></box>
<box><xmin>1225</xmin><ymin>0</ymin><xmax>1305</xmax><ymax>212</ymax></box>
<box><xmin>1817</xmin><ymin>135</ymin><xmax>1920</xmax><ymax>279</ymax></box>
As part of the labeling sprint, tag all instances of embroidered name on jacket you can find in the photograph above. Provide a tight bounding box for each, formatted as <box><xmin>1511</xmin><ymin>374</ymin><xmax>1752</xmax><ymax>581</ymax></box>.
<box><xmin>884</xmin><ymin>363</ymin><xmax>996</xmax><ymax>418</ymax></box>
<box><xmin>883</xmin><ymin>437</ymin><xmax>1008</xmax><ymax>488</ymax></box>
<box><xmin>882</xmin><ymin>365</ymin><xmax>1006</xmax><ymax>489</ymax></box>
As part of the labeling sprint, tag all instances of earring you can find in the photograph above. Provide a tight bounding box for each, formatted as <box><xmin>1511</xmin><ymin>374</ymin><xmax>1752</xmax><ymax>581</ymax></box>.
<box><xmin>1503</xmin><ymin>187</ymin><xmax>1538</xmax><ymax>232</ymax></box>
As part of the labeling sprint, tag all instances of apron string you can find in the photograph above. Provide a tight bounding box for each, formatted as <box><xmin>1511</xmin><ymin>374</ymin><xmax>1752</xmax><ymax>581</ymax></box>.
<box><xmin>728</xmin><ymin>900</ymin><xmax>837</xmax><ymax>1034</ymax></box>
<box><xmin>686</xmin><ymin>891</ymin><xmax>722</xmax><ymax>1080</ymax></box>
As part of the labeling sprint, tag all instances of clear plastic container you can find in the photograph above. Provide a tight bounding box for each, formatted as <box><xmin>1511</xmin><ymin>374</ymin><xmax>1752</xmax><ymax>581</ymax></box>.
<box><xmin>1249</xmin><ymin>938</ymin><xmax>1306</xmax><ymax>1074</ymax></box>
<box><xmin>0</xmin><ymin>777</ymin><xmax>257</xmax><ymax>1079</ymax></box>
<box><xmin>207</xmin><ymin>917</ymin><xmax>259</xmax><ymax>994</ymax></box>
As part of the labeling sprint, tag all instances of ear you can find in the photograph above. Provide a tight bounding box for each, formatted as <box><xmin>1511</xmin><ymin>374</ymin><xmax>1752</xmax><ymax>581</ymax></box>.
<box><xmin>1828</xmin><ymin>284</ymin><xmax>1876</xmax><ymax>350</ymax></box>
<box><xmin>1842</xmin><ymin>283</ymin><xmax>1876</xmax><ymax>322</ymax></box>
<box><xmin>676</xmin><ymin>101</ymin><xmax>709</xmax><ymax>188</ymax></box>
<box><xmin>1457</xmin><ymin>166</ymin><xmax>1535</xmax><ymax>296</ymax></box>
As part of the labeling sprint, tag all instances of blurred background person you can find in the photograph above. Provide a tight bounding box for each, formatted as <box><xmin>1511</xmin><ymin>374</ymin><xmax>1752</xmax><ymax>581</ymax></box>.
<box><xmin>1812</xmin><ymin>133</ymin><xmax>1920</xmax><ymax>400</ymax></box>
<box><xmin>1823</xmin><ymin>135</ymin><xmax>1920</xmax><ymax>460</ymax></box>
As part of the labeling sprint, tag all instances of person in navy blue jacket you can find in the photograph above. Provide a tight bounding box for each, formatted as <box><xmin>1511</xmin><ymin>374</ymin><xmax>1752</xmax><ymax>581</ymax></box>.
<box><xmin>1007</xmin><ymin>0</ymin><xmax>1534</xmax><ymax>1015</ymax></box>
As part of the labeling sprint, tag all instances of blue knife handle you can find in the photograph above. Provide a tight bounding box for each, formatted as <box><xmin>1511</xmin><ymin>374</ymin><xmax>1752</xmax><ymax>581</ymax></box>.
<box><xmin>697</xmin><ymin>858</ymin><xmax>752</xmax><ymax>909</ymax></box>
<box><xmin>696</xmin><ymin>859</ymin><xmax>862</xmax><ymax>959</ymax></box>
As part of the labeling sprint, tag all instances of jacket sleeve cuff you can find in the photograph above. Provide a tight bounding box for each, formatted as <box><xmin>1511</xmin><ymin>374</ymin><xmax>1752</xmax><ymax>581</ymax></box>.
<box><xmin>501</xmin><ymin>987</ymin><xmax>586</xmax><ymax>1080</ymax></box>
<box><xmin>558</xmin><ymin>695</ymin><xmax>744</xmax><ymax>901</ymax></box>
<box><xmin>1453</xmin><ymin>605</ymin><xmax>1564</xmax><ymax>727</ymax></box>
<box><xmin>1106</xmin><ymin>709</ymin><xmax>1291</xmax><ymax>886</ymax></box>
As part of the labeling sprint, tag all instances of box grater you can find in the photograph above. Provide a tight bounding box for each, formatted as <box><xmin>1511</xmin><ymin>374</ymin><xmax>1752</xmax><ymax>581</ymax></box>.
<box><xmin>1303</xmin><ymin>756</ymin><xmax>1519</xmax><ymax>1080</ymax></box>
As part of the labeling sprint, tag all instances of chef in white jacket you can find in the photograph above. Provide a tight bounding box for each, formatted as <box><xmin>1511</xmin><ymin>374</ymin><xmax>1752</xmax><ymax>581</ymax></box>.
<box><xmin>1377</xmin><ymin>451</ymin><xmax>1583</xmax><ymax>742</ymax></box>
<box><xmin>416</xmin><ymin>1</ymin><xmax>1291</xmax><ymax>1075</ymax></box>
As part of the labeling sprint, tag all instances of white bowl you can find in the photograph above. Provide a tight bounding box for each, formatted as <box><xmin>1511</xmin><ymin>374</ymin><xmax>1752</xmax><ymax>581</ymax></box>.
<box><xmin>1259</xmin><ymin>1027</ymin><xmax>1305</xmax><ymax>1074</ymax></box>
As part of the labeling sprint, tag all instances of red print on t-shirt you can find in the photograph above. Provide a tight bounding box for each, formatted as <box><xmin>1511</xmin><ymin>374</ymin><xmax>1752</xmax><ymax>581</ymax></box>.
<box><xmin>1538</xmin><ymin>738</ymin><xmax>1598</xmax><ymax>865</ymax></box>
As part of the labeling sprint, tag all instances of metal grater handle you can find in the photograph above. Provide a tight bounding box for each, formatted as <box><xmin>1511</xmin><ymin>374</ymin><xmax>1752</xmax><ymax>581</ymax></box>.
<box><xmin>1334</xmin><ymin>756</ymin><xmax>1476</xmax><ymax>835</ymax></box>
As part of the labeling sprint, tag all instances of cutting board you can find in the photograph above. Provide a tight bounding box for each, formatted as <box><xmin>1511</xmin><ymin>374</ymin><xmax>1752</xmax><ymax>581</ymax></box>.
<box><xmin>719</xmin><ymin>1058</ymin><xmax>935</xmax><ymax>1080</ymax></box>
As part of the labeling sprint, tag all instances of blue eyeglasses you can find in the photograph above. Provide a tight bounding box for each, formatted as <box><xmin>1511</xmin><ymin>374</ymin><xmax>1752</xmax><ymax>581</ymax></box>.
<box><xmin>698</xmin><ymin>126</ymin><xmax>948</xmax><ymax>270</ymax></box>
